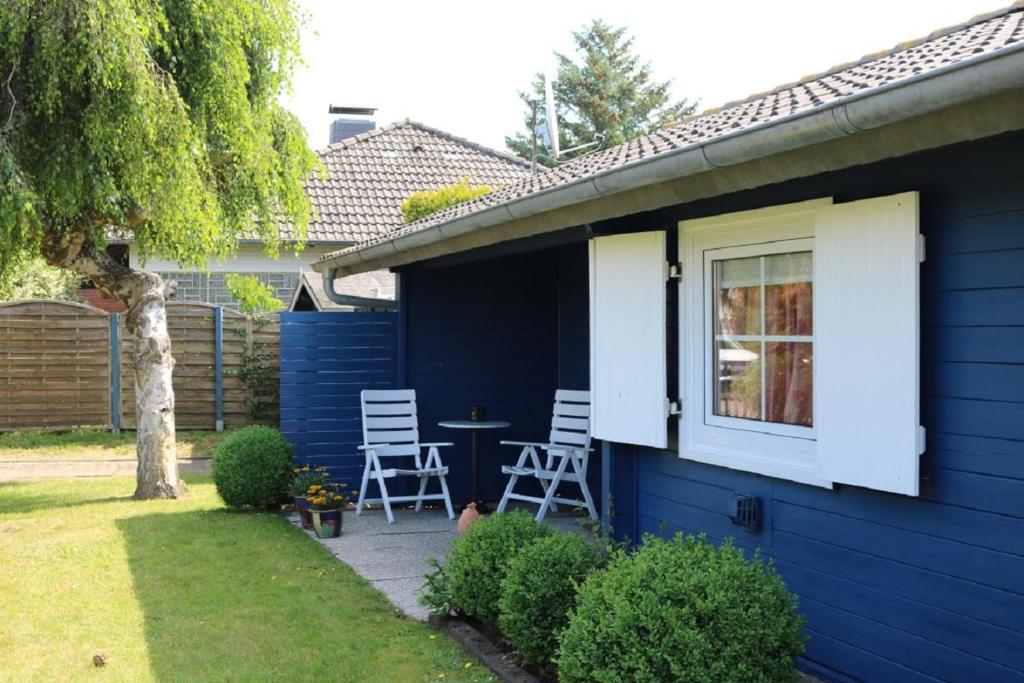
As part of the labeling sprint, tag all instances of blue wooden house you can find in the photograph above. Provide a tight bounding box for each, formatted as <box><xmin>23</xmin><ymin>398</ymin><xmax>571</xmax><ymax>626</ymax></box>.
<box><xmin>285</xmin><ymin>7</ymin><xmax>1024</xmax><ymax>681</ymax></box>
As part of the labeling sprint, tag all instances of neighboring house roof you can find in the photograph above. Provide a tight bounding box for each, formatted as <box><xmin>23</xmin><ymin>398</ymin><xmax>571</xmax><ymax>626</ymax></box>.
<box><xmin>294</xmin><ymin>120</ymin><xmax>532</xmax><ymax>243</ymax></box>
<box><xmin>316</xmin><ymin>3</ymin><xmax>1024</xmax><ymax>271</ymax></box>
<box><xmin>288</xmin><ymin>270</ymin><xmax>396</xmax><ymax>311</ymax></box>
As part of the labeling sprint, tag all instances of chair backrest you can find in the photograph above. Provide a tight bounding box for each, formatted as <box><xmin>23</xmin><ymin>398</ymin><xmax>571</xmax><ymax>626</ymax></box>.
<box><xmin>548</xmin><ymin>389</ymin><xmax>591</xmax><ymax>452</ymax></box>
<box><xmin>360</xmin><ymin>389</ymin><xmax>420</xmax><ymax>457</ymax></box>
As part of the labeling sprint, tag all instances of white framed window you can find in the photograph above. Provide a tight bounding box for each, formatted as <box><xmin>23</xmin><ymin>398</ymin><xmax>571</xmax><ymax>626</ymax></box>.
<box><xmin>678</xmin><ymin>194</ymin><xmax>923</xmax><ymax>495</ymax></box>
<box><xmin>704</xmin><ymin>240</ymin><xmax>814</xmax><ymax>440</ymax></box>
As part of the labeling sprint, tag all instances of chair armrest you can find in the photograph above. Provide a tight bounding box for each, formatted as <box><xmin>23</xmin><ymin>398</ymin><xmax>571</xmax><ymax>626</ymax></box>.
<box><xmin>500</xmin><ymin>440</ymin><xmax>548</xmax><ymax>448</ymax></box>
<box><xmin>420</xmin><ymin>442</ymin><xmax>454</xmax><ymax>448</ymax></box>
<box><xmin>540</xmin><ymin>444</ymin><xmax>595</xmax><ymax>453</ymax></box>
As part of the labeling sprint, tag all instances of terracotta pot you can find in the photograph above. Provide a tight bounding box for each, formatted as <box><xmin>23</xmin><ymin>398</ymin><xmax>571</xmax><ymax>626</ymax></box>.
<box><xmin>458</xmin><ymin>502</ymin><xmax>480</xmax><ymax>534</ymax></box>
<box><xmin>311</xmin><ymin>508</ymin><xmax>342</xmax><ymax>538</ymax></box>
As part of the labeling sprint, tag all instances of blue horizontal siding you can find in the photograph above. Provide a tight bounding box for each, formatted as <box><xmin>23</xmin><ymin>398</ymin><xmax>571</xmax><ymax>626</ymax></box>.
<box><xmin>605</xmin><ymin>132</ymin><xmax>1024</xmax><ymax>681</ymax></box>
<box><xmin>403</xmin><ymin>251</ymin><xmax>563</xmax><ymax>503</ymax></box>
<box><xmin>278</xmin><ymin>311</ymin><xmax>398</xmax><ymax>489</ymax></box>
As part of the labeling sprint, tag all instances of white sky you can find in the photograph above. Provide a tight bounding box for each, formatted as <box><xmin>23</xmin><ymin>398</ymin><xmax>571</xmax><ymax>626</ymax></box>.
<box><xmin>284</xmin><ymin>0</ymin><xmax>1003</xmax><ymax>152</ymax></box>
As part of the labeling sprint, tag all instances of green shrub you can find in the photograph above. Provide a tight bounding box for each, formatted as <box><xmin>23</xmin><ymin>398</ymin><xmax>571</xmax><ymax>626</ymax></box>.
<box><xmin>212</xmin><ymin>426</ymin><xmax>294</xmax><ymax>508</ymax></box>
<box><xmin>420</xmin><ymin>556</ymin><xmax>456</xmax><ymax>618</ymax></box>
<box><xmin>400</xmin><ymin>179</ymin><xmax>491</xmax><ymax>224</ymax></box>
<box><xmin>445</xmin><ymin>511</ymin><xmax>552</xmax><ymax>623</ymax></box>
<box><xmin>557</xmin><ymin>534</ymin><xmax>806</xmax><ymax>683</ymax></box>
<box><xmin>498</xmin><ymin>532</ymin><xmax>605</xmax><ymax>670</ymax></box>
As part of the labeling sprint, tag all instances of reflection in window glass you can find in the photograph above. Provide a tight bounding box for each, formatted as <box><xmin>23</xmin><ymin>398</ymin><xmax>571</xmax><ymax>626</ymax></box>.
<box><xmin>713</xmin><ymin>251</ymin><xmax>813</xmax><ymax>427</ymax></box>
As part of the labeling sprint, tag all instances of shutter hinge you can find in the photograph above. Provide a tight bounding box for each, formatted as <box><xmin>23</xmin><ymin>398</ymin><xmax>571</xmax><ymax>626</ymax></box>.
<box><xmin>916</xmin><ymin>426</ymin><xmax>927</xmax><ymax>455</ymax></box>
<box><xmin>917</xmin><ymin>234</ymin><xmax>926</xmax><ymax>263</ymax></box>
<box><xmin>668</xmin><ymin>399</ymin><xmax>682</xmax><ymax>416</ymax></box>
<box><xmin>667</xmin><ymin>263</ymin><xmax>683</xmax><ymax>280</ymax></box>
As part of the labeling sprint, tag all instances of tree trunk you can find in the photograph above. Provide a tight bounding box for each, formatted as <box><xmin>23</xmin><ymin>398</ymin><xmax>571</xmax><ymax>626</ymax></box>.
<box><xmin>43</xmin><ymin>233</ymin><xmax>186</xmax><ymax>499</ymax></box>
<box><xmin>129</xmin><ymin>273</ymin><xmax>184</xmax><ymax>499</ymax></box>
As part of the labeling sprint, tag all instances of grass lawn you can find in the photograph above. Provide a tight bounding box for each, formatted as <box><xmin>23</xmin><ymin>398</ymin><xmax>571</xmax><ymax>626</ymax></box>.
<box><xmin>0</xmin><ymin>429</ymin><xmax>227</xmax><ymax>460</ymax></box>
<box><xmin>0</xmin><ymin>476</ymin><xmax>495</xmax><ymax>683</ymax></box>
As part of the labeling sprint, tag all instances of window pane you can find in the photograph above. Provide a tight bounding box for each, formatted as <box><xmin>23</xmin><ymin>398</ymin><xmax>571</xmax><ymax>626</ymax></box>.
<box><xmin>765</xmin><ymin>252</ymin><xmax>813</xmax><ymax>336</ymax></box>
<box><xmin>765</xmin><ymin>342</ymin><xmax>813</xmax><ymax>426</ymax></box>
<box><xmin>714</xmin><ymin>341</ymin><xmax>761</xmax><ymax>420</ymax></box>
<box><xmin>714</xmin><ymin>257</ymin><xmax>761</xmax><ymax>336</ymax></box>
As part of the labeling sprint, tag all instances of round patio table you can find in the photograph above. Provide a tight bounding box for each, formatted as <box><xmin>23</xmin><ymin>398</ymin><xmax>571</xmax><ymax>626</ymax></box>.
<box><xmin>438</xmin><ymin>420</ymin><xmax>510</xmax><ymax>504</ymax></box>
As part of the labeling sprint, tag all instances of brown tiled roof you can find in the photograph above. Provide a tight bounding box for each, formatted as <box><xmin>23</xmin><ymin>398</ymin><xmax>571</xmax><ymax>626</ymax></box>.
<box><xmin>319</xmin><ymin>4</ymin><xmax>1024</xmax><ymax>260</ymax></box>
<box><xmin>293</xmin><ymin>120</ymin><xmax>532</xmax><ymax>243</ymax></box>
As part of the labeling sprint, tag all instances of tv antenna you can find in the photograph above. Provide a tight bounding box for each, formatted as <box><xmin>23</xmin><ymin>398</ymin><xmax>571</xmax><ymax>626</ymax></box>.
<box><xmin>530</xmin><ymin>72</ymin><xmax>602</xmax><ymax>174</ymax></box>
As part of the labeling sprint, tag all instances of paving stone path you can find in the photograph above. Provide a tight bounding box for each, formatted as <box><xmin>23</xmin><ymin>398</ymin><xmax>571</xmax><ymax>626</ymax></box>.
<box><xmin>0</xmin><ymin>457</ymin><xmax>211</xmax><ymax>481</ymax></box>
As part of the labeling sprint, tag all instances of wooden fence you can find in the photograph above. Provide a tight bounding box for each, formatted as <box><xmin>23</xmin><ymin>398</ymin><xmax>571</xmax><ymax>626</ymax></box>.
<box><xmin>0</xmin><ymin>300</ymin><xmax>279</xmax><ymax>432</ymax></box>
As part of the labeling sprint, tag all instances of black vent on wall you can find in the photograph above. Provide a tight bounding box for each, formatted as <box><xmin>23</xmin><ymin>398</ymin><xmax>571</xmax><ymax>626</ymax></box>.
<box><xmin>730</xmin><ymin>494</ymin><xmax>762</xmax><ymax>531</ymax></box>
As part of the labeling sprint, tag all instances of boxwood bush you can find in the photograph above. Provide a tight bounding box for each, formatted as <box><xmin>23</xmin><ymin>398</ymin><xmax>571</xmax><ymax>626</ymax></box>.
<box><xmin>212</xmin><ymin>426</ymin><xmax>294</xmax><ymax>508</ymax></box>
<box><xmin>557</xmin><ymin>534</ymin><xmax>805</xmax><ymax>683</ymax></box>
<box><xmin>498</xmin><ymin>532</ymin><xmax>605</xmax><ymax>670</ymax></box>
<box><xmin>445</xmin><ymin>511</ymin><xmax>552</xmax><ymax>623</ymax></box>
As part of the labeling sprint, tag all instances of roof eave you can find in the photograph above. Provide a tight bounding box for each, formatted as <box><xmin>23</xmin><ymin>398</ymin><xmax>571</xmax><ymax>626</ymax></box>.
<box><xmin>314</xmin><ymin>42</ymin><xmax>1024</xmax><ymax>277</ymax></box>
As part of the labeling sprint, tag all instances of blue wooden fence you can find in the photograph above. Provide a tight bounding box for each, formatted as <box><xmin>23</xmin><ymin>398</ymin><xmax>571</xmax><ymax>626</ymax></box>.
<box><xmin>279</xmin><ymin>311</ymin><xmax>398</xmax><ymax>488</ymax></box>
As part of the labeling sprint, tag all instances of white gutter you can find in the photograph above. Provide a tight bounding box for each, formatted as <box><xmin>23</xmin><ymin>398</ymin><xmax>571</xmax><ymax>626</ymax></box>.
<box><xmin>320</xmin><ymin>41</ymin><xmax>1024</xmax><ymax>298</ymax></box>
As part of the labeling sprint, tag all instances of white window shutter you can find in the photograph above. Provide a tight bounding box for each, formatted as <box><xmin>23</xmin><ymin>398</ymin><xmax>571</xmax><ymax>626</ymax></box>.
<box><xmin>815</xmin><ymin>192</ymin><xmax>922</xmax><ymax>495</ymax></box>
<box><xmin>589</xmin><ymin>231</ymin><xmax>668</xmax><ymax>448</ymax></box>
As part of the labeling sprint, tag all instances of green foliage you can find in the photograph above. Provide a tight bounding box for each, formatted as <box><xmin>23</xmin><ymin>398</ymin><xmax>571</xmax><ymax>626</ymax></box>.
<box><xmin>557</xmin><ymin>534</ymin><xmax>806</xmax><ymax>683</ymax></box>
<box><xmin>400</xmin><ymin>179</ymin><xmax>492</xmax><ymax>224</ymax></box>
<box><xmin>445</xmin><ymin>511</ymin><xmax>553</xmax><ymax>623</ymax></box>
<box><xmin>0</xmin><ymin>256</ymin><xmax>81</xmax><ymax>301</ymax></box>
<box><xmin>290</xmin><ymin>464</ymin><xmax>329</xmax><ymax>497</ymax></box>
<box><xmin>211</xmin><ymin>426</ymin><xmax>293</xmax><ymax>508</ymax></box>
<box><xmin>0</xmin><ymin>0</ymin><xmax>319</xmax><ymax>281</ymax></box>
<box><xmin>498</xmin><ymin>533</ymin><xmax>605</xmax><ymax>671</ymax></box>
<box><xmin>420</xmin><ymin>556</ymin><xmax>457</xmax><ymax>618</ymax></box>
<box><xmin>225</xmin><ymin>274</ymin><xmax>284</xmax><ymax>315</ymax></box>
<box><xmin>224</xmin><ymin>274</ymin><xmax>281</xmax><ymax>424</ymax></box>
<box><xmin>506</xmin><ymin>20</ymin><xmax>697</xmax><ymax>164</ymax></box>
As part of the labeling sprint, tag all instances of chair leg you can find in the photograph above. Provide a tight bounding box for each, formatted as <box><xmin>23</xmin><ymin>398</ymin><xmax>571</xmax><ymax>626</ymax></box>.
<box><xmin>415</xmin><ymin>473</ymin><xmax>428</xmax><ymax>512</ymax></box>
<box><xmin>438</xmin><ymin>473</ymin><xmax>455</xmax><ymax>520</ymax></box>
<box><xmin>497</xmin><ymin>446</ymin><xmax>531</xmax><ymax>514</ymax></box>
<box><xmin>356</xmin><ymin>454</ymin><xmax>372</xmax><ymax>516</ymax></box>
<box><xmin>535</xmin><ymin>449</ymin><xmax>558</xmax><ymax>513</ymax></box>
<box><xmin>372</xmin><ymin>454</ymin><xmax>395</xmax><ymax>524</ymax></box>
<box><xmin>535</xmin><ymin>451</ymin><xmax>571</xmax><ymax>523</ymax></box>
<box><xmin>572</xmin><ymin>453</ymin><xmax>599</xmax><ymax>520</ymax></box>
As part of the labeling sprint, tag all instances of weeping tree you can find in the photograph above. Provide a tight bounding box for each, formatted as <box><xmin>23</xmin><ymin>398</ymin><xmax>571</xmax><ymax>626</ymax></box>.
<box><xmin>0</xmin><ymin>1</ymin><xmax>318</xmax><ymax>498</ymax></box>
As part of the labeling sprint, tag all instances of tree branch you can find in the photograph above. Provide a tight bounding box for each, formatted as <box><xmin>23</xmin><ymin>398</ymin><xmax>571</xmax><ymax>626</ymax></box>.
<box><xmin>3</xmin><ymin>63</ymin><xmax>16</xmax><ymax>127</ymax></box>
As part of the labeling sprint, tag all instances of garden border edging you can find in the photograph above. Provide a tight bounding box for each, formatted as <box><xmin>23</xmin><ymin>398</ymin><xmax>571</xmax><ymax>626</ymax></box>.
<box><xmin>428</xmin><ymin>616</ymin><xmax>541</xmax><ymax>683</ymax></box>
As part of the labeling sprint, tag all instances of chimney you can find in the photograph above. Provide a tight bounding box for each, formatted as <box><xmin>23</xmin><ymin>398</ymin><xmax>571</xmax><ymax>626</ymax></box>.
<box><xmin>328</xmin><ymin>105</ymin><xmax>376</xmax><ymax>144</ymax></box>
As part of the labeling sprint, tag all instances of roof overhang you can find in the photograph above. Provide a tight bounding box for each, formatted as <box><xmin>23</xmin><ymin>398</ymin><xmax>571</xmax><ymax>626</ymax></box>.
<box><xmin>314</xmin><ymin>43</ymin><xmax>1024</xmax><ymax>281</ymax></box>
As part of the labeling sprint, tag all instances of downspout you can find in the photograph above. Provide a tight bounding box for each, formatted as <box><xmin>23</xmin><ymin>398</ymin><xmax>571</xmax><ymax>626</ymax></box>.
<box><xmin>322</xmin><ymin>268</ymin><xmax>397</xmax><ymax>310</ymax></box>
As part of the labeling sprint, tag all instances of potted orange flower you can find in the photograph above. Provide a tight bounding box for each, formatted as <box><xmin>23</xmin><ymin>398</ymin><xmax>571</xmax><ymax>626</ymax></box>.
<box><xmin>306</xmin><ymin>482</ymin><xmax>354</xmax><ymax>538</ymax></box>
<box><xmin>291</xmin><ymin>465</ymin><xmax>329</xmax><ymax>529</ymax></box>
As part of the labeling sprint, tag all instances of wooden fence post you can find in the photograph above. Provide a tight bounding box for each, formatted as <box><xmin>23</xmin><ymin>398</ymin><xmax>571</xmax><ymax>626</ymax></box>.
<box><xmin>110</xmin><ymin>313</ymin><xmax>122</xmax><ymax>434</ymax></box>
<box><xmin>214</xmin><ymin>306</ymin><xmax>224</xmax><ymax>432</ymax></box>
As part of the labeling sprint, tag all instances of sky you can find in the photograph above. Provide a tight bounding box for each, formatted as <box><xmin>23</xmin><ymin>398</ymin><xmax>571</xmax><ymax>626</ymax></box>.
<box><xmin>283</xmin><ymin>0</ymin><xmax>1004</xmax><ymax>153</ymax></box>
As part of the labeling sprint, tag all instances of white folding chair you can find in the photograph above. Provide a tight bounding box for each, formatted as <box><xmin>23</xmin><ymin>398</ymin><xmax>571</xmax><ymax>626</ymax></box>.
<box><xmin>497</xmin><ymin>389</ymin><xmax>597</xmax><ymax>522</ymax></box>
<box><xmin>356</xmin><ymin>389</ymin><xmax>455</xmax><ymax>524</ymax></box>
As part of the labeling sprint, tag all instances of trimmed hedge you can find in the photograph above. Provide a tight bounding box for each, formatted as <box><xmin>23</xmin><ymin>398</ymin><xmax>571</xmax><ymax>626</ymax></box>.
<box><xmin>212</xmin><ymin>426</ymin><xmax>293</xmax><ymax>508</ymax></box>
<box><xmin>445</xmin><ymin>511</ymin><xmax>552</xmax><ymax>623</ymax></box>
<box><xmin>557</xmin><ymin>534</ymin><xmax>806</xmax><ymax>683</ymax></box>
<box><xmin>498</xmin><ymin>532</ymin><xmax>604</xmax><ymax>670</ymax></box>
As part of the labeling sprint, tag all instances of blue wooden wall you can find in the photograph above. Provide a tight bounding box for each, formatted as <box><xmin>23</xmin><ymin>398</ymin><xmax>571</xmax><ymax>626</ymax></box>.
<box><xmin>603</xmin><ymin>132</ymin><xmax>1024</xmax><ymax>682</ymax></box>
<box><xmin>400</xmin><ymin>252</ymin><xmax>563</xmax><ymax>504</ymax></box>
<box><xmin>279</xmin><ymin>311</ymin><xmax>397</xmax><ymax>488</ymax></box>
